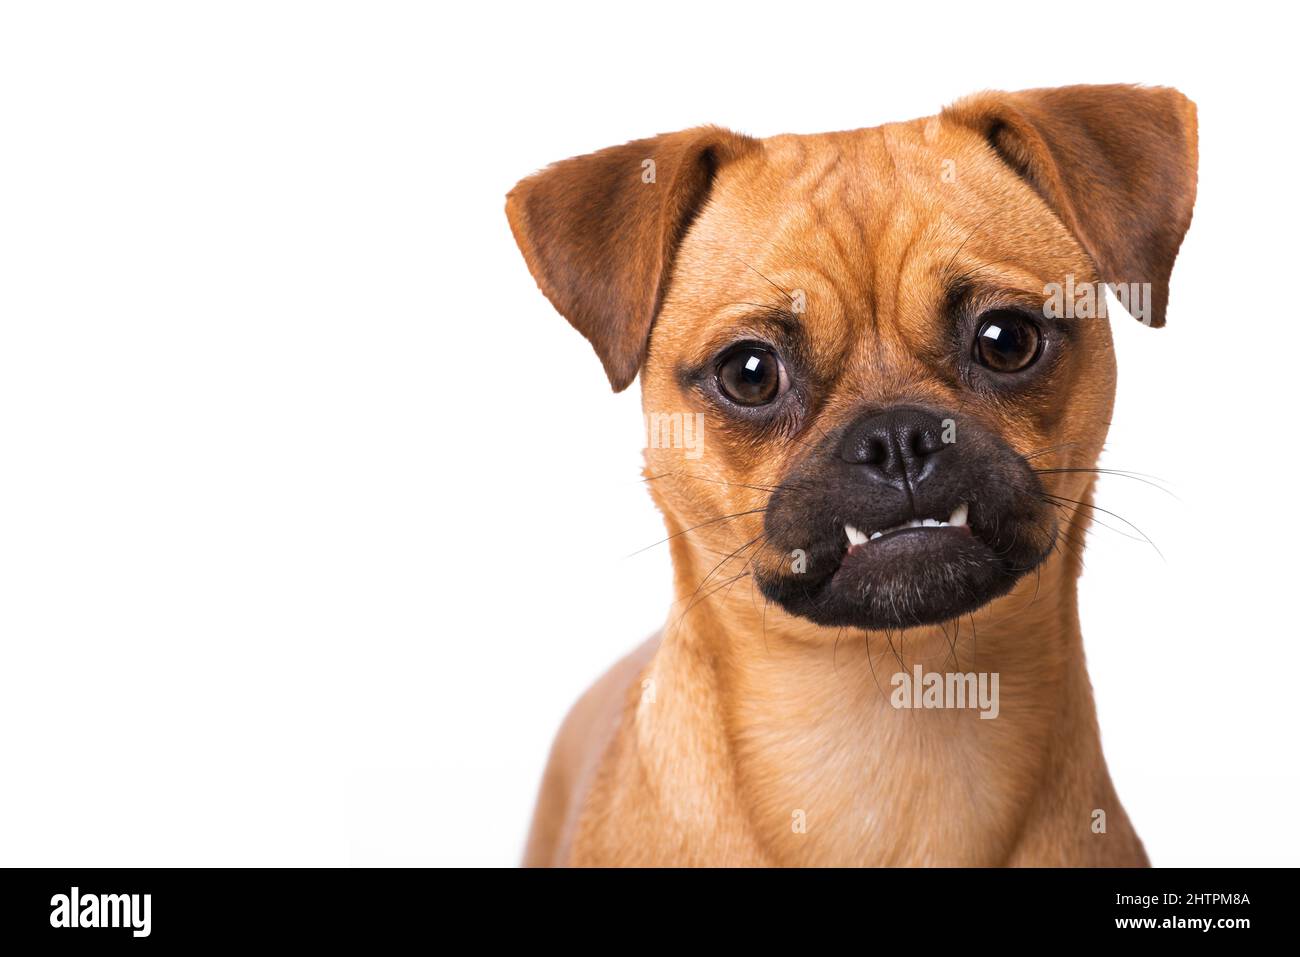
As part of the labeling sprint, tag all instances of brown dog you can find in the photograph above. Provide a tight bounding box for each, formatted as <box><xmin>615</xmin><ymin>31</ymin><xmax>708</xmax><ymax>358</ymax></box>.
<box><xmin>506</xmin><ymin>85</ymin><xmax>1197</xmax><ymax>866</ymax></box>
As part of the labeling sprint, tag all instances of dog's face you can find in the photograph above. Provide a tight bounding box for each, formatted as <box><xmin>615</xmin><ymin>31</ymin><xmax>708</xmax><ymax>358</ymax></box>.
<box><xmin>508</xmin><ymin>86</ymin><xmax>1197</xmax><ymax>633</ymax></box>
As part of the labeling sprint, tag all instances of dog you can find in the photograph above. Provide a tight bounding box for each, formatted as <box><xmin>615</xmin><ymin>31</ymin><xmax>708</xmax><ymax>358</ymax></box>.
<box><xmin>506</xmin><ymin>85</ymin><xmax>1197</xmax><ymax>866</ymax></box>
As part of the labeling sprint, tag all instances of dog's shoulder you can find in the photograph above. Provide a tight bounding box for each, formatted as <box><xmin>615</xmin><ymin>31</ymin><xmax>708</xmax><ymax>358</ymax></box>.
<box><xmin>521</xmin><ymin>633</ymin><xmax>660</xmax><ymax>866</ymax></box>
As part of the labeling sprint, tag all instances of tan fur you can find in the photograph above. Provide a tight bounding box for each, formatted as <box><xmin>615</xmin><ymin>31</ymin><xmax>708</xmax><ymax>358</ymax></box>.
<box><xmin>508</xmin><ymin>86</ymin><xmax>1197</xmax><ymax>866</ymax></box>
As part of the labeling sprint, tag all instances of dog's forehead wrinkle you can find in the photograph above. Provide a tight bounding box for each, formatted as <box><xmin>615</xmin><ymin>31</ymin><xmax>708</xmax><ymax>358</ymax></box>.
<box><xmin>793</xmin><ymin>146</ymin><xmax>846</xmax><ymax>201</ymax></box>
<box><xmin>728</xmin><ymin>140</ymin><xmax>979</xmax><ymax>342</ymax></box>
<box><xmin>876</xmin><ymin>124</ymin><xmax>906</xmax><ymax>190</ymax></box>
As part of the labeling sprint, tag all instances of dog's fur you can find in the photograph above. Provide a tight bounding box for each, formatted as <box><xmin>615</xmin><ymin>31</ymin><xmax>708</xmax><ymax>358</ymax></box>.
<box><xmin>506</xmin><ymin>85</ymin><xmax>1197</xmax><ymax>866</ymax></box>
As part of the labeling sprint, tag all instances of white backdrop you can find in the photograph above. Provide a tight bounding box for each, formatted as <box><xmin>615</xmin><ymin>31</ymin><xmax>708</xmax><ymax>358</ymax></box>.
<box><xmin>1</xmin><ymin>1</ymin><xmax>1296</xmax><ymax>867</ymax></box>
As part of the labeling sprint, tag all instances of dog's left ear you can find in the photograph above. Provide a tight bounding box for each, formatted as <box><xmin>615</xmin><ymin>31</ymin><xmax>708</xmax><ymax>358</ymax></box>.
<box><xmin>506</xmin><ymin>126</ymin><xmax>759</xmax><ymax>391</ymax></box>
<box><xmin>944</xmin><ymin>84</ymin><xmax>1198</xmax><ymax>327</ymax></box>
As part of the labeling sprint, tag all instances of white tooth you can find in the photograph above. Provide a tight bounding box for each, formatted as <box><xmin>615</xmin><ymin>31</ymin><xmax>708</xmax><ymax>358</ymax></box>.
<box><xmin>922</xmin><ymin>518</ymin><xmax>940</xmax><ymax>527</ymax></box>
<box><xmin>949</xmin><ymin>503</ymin><xmax>968</xmax><ymax>527</ymax></box>
<box><xmin>908</xmin><ymin>519</ymin><xmax>922</xmax><ymax>528</ymax></box>
<box><xmin>869</xmin><ymin>532</ymin><xmax>882</xmax><ymax>541</ymax></box>
<box><xmin>938</xmin><ymin>522</ymin><xmax>949</xmax><ymax>527</ymax></box>
<box><xmin>845</xmin><ymin>524</ymin><xmax>868</xmax><ymax>546</ymax></box>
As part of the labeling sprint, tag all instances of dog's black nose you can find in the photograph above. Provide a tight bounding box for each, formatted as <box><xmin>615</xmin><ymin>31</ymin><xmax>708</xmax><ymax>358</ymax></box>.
<box><xmin>839</xmin><ymin>407</ymin><xmax>949</xmax><ymax>489</ymax></box>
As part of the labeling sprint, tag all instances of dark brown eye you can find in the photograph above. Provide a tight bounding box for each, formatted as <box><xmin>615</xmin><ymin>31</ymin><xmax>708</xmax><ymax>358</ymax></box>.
<box><xmin>716</xmin><ymin>344</ymin><xmax>787</xmax><ymax>406</ymax></box>
<box><xmin>973</xmin><ymin>311</ymin><xmax>1042</xmax><ymax>373</ymax></box>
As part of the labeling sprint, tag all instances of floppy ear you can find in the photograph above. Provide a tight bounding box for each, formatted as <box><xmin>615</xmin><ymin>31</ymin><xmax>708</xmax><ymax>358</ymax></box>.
<box><xmin>943</xmin><ymin>84</ymin><xmax>1198</xmax><ymax>327</ymax></box>
<box><xmin>506</xmin><ymin>126</ymin><xmax>758</xmax><ymax>391</ymax></box>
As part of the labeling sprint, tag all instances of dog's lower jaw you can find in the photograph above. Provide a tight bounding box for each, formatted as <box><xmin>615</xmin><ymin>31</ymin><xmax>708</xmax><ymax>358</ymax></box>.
<box><xmin>559</xmin><ymin>545</ymin><xmax>1148</xmax><ymax>867</ymax></box>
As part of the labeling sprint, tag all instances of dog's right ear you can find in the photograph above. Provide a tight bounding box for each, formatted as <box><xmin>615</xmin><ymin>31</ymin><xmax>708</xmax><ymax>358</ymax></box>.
<box><xmin>506</xmin><ymin>127</ymin><xmax>758</xmax><ymax>392</ymax></box>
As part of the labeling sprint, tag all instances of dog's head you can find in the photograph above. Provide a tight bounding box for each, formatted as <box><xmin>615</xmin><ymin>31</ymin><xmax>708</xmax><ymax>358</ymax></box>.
<box><xmin>507</xmin><ymin>85</ymin><xmax>1197</xmax><ymax>632</ymax></box>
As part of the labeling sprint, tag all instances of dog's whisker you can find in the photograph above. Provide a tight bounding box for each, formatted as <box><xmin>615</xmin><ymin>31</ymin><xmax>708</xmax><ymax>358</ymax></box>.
<box><xmin>1040</xmin><ymin>498</ymin><xmax>1145</xmax><ymax>543</ymax></box>
<box><xmin>1033</xmin><ymin>466</ymin><xmax>1178</xmax><ymax>498</ymax></box>
<box><xmin>626</xmin><ymin>508</ymin><xmax>768</xmax><ymax>558</ymax></box>
<box><xmin>671</xmin><ymin>570</ymin><xmax>753</xmax><ymax>633</ymax></box>
<box><xmin>1022</xmin><ymin>442</ymin><xmax>1085</xmax><ymax>462</ymax></box>
<box><xmin>939</xmin><ymin>212</ymin><xmax>997</xmax><ymax>282</ymax></box>
<box><xmin>1040</xmin><ymin>493</ymin><xmax>1163</xmax><ymax>559</ymax></box>
<box><xmin>674</xmin><ymin>533</ymin><xmax>767</xmax><ymax>623</ymax></box>
<box><xmin>861</xmin><ymin>627</ymin><xmax>896</xmax><ymax>704</ymax></box>
<box><xmin>884</xmin><ymin>626</ymin><xmax>905</xmax><ymax>672</ymax></box>
<box><xmin>664</xmin><ymin>472</ymin><xmax>809</xmax><ymax>494</ymax></box>
<box><xmin>735</xmin><ymin>257</ymin><xmax>795</xmax><ymax>305</ymax></box>
<box><xmin>638</xmin><ymin>470</ymin><xmax>679</xmax><ymax>484</ymax></box>
<box><xmin>725</xmin><ymin>300</ymin><xmax>790</xmax><ymax>312</ymax></box>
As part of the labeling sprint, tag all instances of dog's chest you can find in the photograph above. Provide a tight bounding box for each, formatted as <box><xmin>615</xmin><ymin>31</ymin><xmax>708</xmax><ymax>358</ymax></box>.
<box><xmin>729</xmin><ymin>690</ymin><xmax>1029</xmax><ymax>866</ymax></box>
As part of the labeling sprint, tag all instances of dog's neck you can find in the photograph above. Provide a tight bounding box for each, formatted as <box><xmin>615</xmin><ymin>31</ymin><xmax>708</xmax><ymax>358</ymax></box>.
<box><xmin>641</xmin><ymin>533</ymin><xmax>1129</xmax><ymax>865</ymax></box>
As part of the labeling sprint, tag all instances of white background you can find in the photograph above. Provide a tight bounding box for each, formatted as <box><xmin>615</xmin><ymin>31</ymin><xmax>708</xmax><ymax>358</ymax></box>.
<box><xmin>1</xmin><ymin>2</ymin><xmax>1297</xmax><ymax>867</ymax></box>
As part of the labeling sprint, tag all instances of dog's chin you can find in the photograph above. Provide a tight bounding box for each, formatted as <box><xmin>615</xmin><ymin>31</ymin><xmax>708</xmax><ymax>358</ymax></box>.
<box><xmin>756</xmin><ymin>523</ymin><xmax>1054</xmax><ymax>630</ymax></box>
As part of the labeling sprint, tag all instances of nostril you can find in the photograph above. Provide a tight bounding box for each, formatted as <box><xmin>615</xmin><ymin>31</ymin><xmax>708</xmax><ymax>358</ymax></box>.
<box><xmin>864</xmin><ymin>436</ymin><xmax>889</xmax><ymax>466</ymax></box>
<box><xmin>841</xmin><ymin>432</ymin><xmax>891</xmax><ymax>466</ymax></box>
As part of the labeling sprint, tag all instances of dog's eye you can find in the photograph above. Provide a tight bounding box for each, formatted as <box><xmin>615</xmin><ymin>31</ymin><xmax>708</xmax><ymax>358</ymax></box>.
<box><xmin>973</xmin><ymin>311</ymin><xmax>1042</xmax><ymax>373</ymax></box>
<box><xmin>716</xmin><ymin>344</ymin><xmax>788</xmax><ymax>406</ymax></box>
